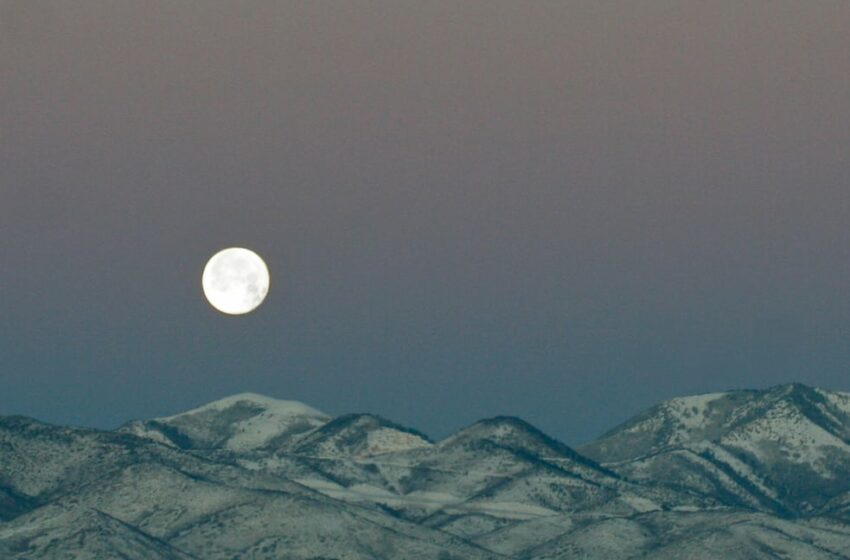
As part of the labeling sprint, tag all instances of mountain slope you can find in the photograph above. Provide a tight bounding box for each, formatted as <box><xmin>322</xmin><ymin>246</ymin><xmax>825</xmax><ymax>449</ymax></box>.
<box><xmin>0</xmin><ymin>505</ymin><xmax>198</xmax><ymax>560</ymax></box>
<box><xmin>580</xmin><ymin>383</ymin><xmax>850</xmax><ymax>515</ymax></box>
<box><xmin>525</xmin><ymin>510</ymin><xmax>850</xmax><ymax>560</ymax></box>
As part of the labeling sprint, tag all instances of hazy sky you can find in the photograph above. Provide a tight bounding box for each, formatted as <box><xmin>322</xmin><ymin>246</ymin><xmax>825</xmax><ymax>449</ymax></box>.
<box><xmin>2</xmin><ymin>1</ymin><xmax>849</xmax><ymax>444</ymax></box>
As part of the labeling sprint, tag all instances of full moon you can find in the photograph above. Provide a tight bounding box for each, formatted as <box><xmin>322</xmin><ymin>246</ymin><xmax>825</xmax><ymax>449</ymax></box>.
<box><xmin>202</xmin><ymin>247</ymin><xmax>270</xmax><ymax>315</ymax></box>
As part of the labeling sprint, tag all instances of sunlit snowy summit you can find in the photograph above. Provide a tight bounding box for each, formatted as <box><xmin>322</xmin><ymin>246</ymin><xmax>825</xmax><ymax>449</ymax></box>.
<box><xmin>4</xmin><ymin>383</ymin><xmax>850</xmax><ymax>559</ymax></box>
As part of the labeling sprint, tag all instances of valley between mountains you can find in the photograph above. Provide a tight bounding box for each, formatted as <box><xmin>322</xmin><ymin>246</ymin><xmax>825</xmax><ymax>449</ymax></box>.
<box><xmin>4</xmin><ymin>383</ymin><xmax>850</xmax><ymax>559</ymax></box>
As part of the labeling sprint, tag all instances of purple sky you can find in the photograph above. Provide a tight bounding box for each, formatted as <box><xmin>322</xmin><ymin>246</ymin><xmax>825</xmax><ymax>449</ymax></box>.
<box><xmin>2</xmin><ymin>1</ymin><xmax>849</xmax><ymax>444</ymax></box>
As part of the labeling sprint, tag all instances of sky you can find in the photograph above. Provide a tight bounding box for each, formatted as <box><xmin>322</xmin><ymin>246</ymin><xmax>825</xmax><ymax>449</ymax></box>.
<box><xmin>2</xmin><ymin>1</ymin><xmax>850</xmax><ymax>445</ymax></box>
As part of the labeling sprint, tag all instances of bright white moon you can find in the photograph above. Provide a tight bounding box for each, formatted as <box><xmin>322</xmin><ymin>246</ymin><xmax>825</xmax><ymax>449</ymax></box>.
<box><xmin>202</xmin><ymin>247</ymin><xmax>270</xmax><ymax>315</ymax></box>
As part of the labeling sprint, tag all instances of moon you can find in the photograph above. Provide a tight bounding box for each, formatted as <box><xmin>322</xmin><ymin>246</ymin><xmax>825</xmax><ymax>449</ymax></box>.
<box><xmin>202</xmin><ymin>248</ymin><xmax>270</xmax><ymax>315</ymax></box>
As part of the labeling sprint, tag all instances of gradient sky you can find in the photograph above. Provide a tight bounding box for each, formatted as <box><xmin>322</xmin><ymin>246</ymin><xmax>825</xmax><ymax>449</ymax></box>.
<box><xmin>2</xmin><ymin>1</ymin><xmax>850</xmax><ymax>445</ymax></box>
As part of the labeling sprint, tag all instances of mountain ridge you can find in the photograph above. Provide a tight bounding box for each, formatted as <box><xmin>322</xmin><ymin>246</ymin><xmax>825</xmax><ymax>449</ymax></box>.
<box><xmin>3</xmin><ymin>382</ymin><xmax>850</xmax><ymax>559</ymax></box>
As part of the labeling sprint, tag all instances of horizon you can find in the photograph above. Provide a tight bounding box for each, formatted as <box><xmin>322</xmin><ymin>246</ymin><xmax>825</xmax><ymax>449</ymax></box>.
<box><xmin>4</xmin><ymin>380</ymin><xmax>842</xmax><ymax>446</ymax></box>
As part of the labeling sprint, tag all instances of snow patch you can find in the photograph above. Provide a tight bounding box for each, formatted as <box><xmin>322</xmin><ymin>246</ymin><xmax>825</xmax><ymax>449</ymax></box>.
<box><xmin>161</xmin><ymin>393</ymin><xmax>327</xmax><ymax>421</ymax></box>
<box><xmin>621</xmin><ymin>495</ymin><xmax>661</xmax><ymax>513</ymax></box>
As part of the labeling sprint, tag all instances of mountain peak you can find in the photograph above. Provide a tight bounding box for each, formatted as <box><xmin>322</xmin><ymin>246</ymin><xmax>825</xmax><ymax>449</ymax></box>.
<box><xmin>444</xmin><ymin>415</ymin><xmax>548</xmax><ymax>445</ymax></box>
<box><xmin>120</xmin><ymin>392</ymin><xmax>329</xmax><ymax>452</ymax></box>
<box><xmin>292</xmin><ymin>413</ymin><xmax>432</xmax><ymax>458</ymax></box>
<box><xmin>161</xmin><ymin>392</ymin><xmax>327</xmax><ymax>421</ymax></box>
<box><xmin>440</xmin><ymin>415</ymin><xmax>597</xmax><ymax>467</ymax></box>
<box><xmin>445</xmin><ymin>415</ymin><xmax>554</xmax><ymax>441</ymax></box>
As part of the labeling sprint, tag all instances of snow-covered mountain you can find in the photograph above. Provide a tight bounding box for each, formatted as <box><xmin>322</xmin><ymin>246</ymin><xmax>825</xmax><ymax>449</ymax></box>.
<box><xmin>580</xmin><ymin>383</ymin><xmax>850</xmax><ymax>517</ymax></box>
<box><xmin>119</xmin><ymin>393</ymin><xmax>329</xmax><ymax>452</ymax></box>
<box><xmin>0</xmin><ymin>412</ymin><xmax>499</xmax><ymax>560</ymax></box>
<box><xmin>3</xmin><ymin>383</ymin><xmax>850</xmax><ymax>559</ymax></box>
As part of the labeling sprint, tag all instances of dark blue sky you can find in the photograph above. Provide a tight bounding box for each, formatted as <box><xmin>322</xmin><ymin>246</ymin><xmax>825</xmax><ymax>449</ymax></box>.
<box><xmin>2</xmin><ymin>2</ymin><xmax>849</xmax><ymax>444</ymax></box>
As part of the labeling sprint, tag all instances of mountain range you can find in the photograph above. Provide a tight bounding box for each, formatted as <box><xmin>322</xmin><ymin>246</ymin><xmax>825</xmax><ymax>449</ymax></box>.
<box><xmin>3</xmin><ymin>383</ymin><xmax>850</xmax><ymax>558</ymax></box>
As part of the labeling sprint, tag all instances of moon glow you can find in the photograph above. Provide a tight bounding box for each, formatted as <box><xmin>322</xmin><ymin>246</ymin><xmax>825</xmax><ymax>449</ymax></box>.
<box><xmin>202</xmin><ymin>248</ymin><xmax>270</xmax><ymax>315</ymax></box>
